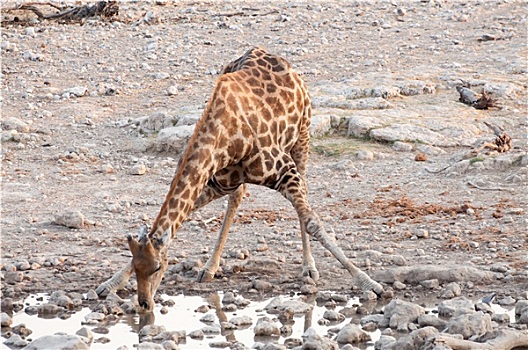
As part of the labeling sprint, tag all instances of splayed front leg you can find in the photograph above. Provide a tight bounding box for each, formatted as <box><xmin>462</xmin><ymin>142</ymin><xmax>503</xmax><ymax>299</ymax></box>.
<box><xmin>96</xmin><ymin>261</ymin><xmax>133</xmax><ymax>297</ymax></box>
<box><xmin>196</xmin><ymin>185</ymin><xmax>246</xmax><ymax>283</ymax></box>
<box><xmin>301</xmin><ymin>229</ymin><xmax>319</xmax><ymax>281</ymax></box>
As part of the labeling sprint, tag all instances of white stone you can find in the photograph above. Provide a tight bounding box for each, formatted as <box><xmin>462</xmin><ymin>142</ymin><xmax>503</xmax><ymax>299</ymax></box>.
<box><xmin>370</xmin><ymin>123</ymin><xmax>455</xmax><ymax>146</ymax></box>
<box><xmin>1</xmin><ymin>312</ymin><xmax>12</xmax><ymax>327</ymax></box>
<box><xmin>253</xmin><ymin>317</ymin><xmax>280</xmax><ymax>336</ymax></box>
<box><xmin>23</xmin><ymin>335</ymin><xmax>89</xmax><ymax>350</ymax></box>
<box><xmin>54</xmin><ymin>211</ymin><xmax>85</xmax><ymax>229</ymax></box>
<box><xmin>347</xmin><ymin>116</ymin><xmax>383</xmax><ymax>138</ymax></box>
<box><xmin>130</xmin><ymin>163</ymin><xmax>147</xmax><ymax>175</ymax></box>
<box><xmin>65</xmin><ymin>86</ymin><xmax>88</xmax><ymax>97</ymax></box>
<box><xmin>335</xmin><ymin>323</ymin><xmax>371</xmax><ymax>344</ymax></box>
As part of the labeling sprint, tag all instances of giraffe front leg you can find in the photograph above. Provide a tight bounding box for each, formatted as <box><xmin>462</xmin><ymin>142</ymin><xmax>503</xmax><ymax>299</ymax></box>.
<box><xmin>301</xmin><ymin>228</ymin><xmax>319</xmax><ymax>281</ymax></box>
<box><xmin>96</xmin><ymin>261</ymin><xmax>133</xmax><ymax>297</ymax></box>
<box><xmin>196</xmin><ymin>184</ymin><xmax>246</xmax><ymax>283</ymax></box>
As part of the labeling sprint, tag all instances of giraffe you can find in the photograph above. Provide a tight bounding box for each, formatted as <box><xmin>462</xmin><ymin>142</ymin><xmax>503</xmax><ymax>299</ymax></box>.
<box><xmin>96</xmin><ymin>47</ymin><xmax>383</xmax><ymax>312</ymax></box>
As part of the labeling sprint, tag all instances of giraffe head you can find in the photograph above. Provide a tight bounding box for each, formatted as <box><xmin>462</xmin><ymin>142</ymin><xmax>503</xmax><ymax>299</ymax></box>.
<box><xmin>127</xmin><ymin>226</ymin><xmax>171</xmax><ymax>313</ymax></box>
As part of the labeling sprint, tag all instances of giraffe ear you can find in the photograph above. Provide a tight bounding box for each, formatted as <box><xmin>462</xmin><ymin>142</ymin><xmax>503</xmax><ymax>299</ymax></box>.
<box><xmin>127</xmin><ymin>234</ymin><xmax>139</xmax><ymax>254</ymax></box>
<box><xmin>155</xmin><ymin>226</ymin><xmax>172</xmax><ymax>250</ymax></box>
<box><xmin>138</xmin><ymin>225</ymin><xmax>148</xmax><ymax>243</ymax></box>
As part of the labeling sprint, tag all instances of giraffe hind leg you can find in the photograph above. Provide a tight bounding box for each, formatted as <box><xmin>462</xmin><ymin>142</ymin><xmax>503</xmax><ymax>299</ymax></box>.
<box><xmin>275</xmin><ymin>161</ymin><xmax>383</xmax><ymax>295</ymax></box>
<box><xmin>196</xmin><ymin>184</ymin><xmax>246</xmax><ymax>282</ymax></box>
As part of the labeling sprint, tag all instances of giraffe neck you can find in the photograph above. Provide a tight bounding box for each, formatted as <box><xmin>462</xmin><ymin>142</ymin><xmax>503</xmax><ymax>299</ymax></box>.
<box><xmin>150</xmin><ymin>144</ymin><xmax>214</xmax><ymax>240</ymax></box>
<box><xmin>148</xmin><ymin>100</ymin><xmax>221</xmax><ymax>240</ymax></box>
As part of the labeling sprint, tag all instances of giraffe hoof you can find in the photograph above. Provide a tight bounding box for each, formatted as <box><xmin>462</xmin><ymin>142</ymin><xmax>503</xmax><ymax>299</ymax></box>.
<box><xmin>196</xmin><ymin>269</ymin><xmax>215</xmax><ymax>283</ymax></box>
<box><xmin>95</xmin><ymin>283</ymin><xmax>112</xmax><ymax>297</ymax></box>
<box><xmin>355</xmin><ymin>272</ymin><xmax>384</xmax><ymax>297</ymax></box>
<box><xmin>302</xmin><ymin>266</ymin><xmax>320</xmax><ymax>282</ymax></box>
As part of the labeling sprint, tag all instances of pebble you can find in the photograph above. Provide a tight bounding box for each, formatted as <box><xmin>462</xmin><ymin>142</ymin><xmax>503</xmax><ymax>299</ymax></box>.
<box><xmin>440</xmin><ymin>282</ymin><xmax>461</xmax><ymax>298</ymax></box>
<box><xmin>252</xmin><ymin>280</ymin><xmax>273</xmax><ymax>292</ymax></box>
<box><xmin>167</xmin><ymin>85</ymin><xmax>179</xmax><ymax>96</ymax></box>
<box><xmin>420</xmin><ymin>279</ymin><xmax>439</xmax><ymax>289</ymax></box>
<box><xmin>355</xmin><ymin>150</ymin><xmax>374</xmax><ymax>160</ymax></box>
<box><xmin>4</xmin><ymin>334</ymin><xmax>28</xmax><ymax>347</ymax></box>
<box><xmin>497</xmin><ymin>296</ymin><xmax>516</xmax><ymax>306</ymax></box>
<box><xmin>392</xmin><ymin>141</ymin><xmax>413</xmax><ymax>152</ymax></box>
<box><xmin>54</xmin><ymin>211</ymin><xmax>85</xmax><ymax>229</ymax></box>
<box><xmin>199</xmin><ymin>313</ymin><xmax>215</xmax><ymax>323</ymax></box>
<box><xmin>189</xmin><ymin>329</ymin><xmax>204</xmax><ymax>339</ymax></box>
<box><xmin>322</xmin><ymin>310</ymin><xmax>345</xmax><ymax>322</ymax></box>
<box><xmin>130</xmin><ymin>163</ymin><xmax>147</xmax><ymax>175</ymax></box>
<box><xmin>85</xmin><ymin>289</ymin><xmax>99</xmax><ymax>301</ymax></box>
<box><xmin>393</xmin><ymin>281</ymin><xmax>407</xmax><ymax>290</ymax></box>
<box><xmin>82</xmin><ymin>312</ymin><xmax>105</xmax><ymax>325</ymax></box>
<box><xmin>230</xmin><ymin>315</ymin><xmax>252</xmax><ymax>326</ymax></box>
<box><xmin>1</xmin><ymin>312</ymin><xmax>12</xmax><ymax>327</ymax></box>
<box><xmin>335</xmin><ymin>323</ymin><xmax>371</xmax><ymax>344</ymax></box>
<box><xmin>4</xmin><ymin>271</ymin><xmax>24</xmax><ymax>284</ymax></box>
<box><xmin>254</xmin><ymin>317</ymin><xmax>280</xmax><ymax>336</ymax></box>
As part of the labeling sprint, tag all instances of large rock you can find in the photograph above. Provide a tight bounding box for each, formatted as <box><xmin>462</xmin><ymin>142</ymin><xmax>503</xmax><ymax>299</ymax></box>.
<box><xmin>438</xmin><ymin>297</ymin><xmax>475</xmax><ymax>317</ymax></box>
<box><xmin>383</xmin><ymin>299</ymin><xmax>425</xmax><ymax>331</ymax></box>
<box><xmin>384</xmin><ymin>326</ymin><xmax>438</xmax><ymax>350</ymax></box>
<box><xmin>347</xmin><ymin>116</ymin><xmax>384</xmax><ymax>138</ymax></box>
<box><xmin>370</xmin><ymin>123</ymin><xmax>454</xmax><ymax>146</ymax></box>
<box><xmin>264</xmin><ymin>298</ymin><xmax>312</xmax><ymax>315</ymax></box>
<box><xmin>445</xmin><ymin>311</ymin><xmax>492</xmax><ymax>339</ymax></box>
<box><xmin>156</xmin><ymin>125</ymin><xmax>195</xmax><ymax>152</ymax></box>
<box><xmin>372</xmin><ymin>265</ymin><xmax>494</xmax><ymax>285</ymax></box>
<box><xmin>23</xmin><ymin>334</ymin><xmax>89</xmax><ymax>350</ymax></box>
<box><xmin>335</xmin><ymin>324</ymin><xmax>370</xmax><ymax>344</ymax></box>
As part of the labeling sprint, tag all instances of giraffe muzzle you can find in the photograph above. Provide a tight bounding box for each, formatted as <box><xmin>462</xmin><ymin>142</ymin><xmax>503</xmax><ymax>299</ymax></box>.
<box><xmin>138</xmin><ymin>299</ymin><xmax>153</xmax><ymax>313</ymax></box>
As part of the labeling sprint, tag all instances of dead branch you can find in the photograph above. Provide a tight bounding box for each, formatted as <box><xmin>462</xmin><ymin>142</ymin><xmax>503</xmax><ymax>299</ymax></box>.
<box><xmin>457</xmin><ymin>86</ymin><xmax>497</xmax><ymax>110</ymax></box>
<box><xmin>4</xmin><ymin>1</ymin><xmax>119</xmax><ymax>22</ymax></box>
<box><xmin>483</xmin><ymin>121</ymin><xmax>503</xmax><ymax>137</ymax></box>
<box><xmin>467</xmin><ymin>181</ymin><xmax>513</xmax><ymax>192</ymax></box>
<box><xmin>212</xmin><ymin>9</ymin><xmax>279</xmax><ymax>18</ymax></box>
<box><xmin>435</xmin><ymin>329</ymin><xmax>528</xmax><ymax>350</ymax></box>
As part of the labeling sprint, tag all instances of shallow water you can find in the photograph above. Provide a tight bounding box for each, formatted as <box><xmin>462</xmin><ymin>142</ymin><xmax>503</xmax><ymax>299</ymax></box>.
<box><xmin>1</xmin><ymin>292</ymin><xmax>380</xmax><ymax>349</ymax></box>
<box><xmin>1</xmin><ymin>292</ymin><xmax>516</xmax><ymax>349</ymax></box>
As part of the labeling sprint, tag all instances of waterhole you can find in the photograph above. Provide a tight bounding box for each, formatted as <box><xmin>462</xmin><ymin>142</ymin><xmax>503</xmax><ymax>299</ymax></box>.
<box><xmin>1</xmin><ymin>292</ymin><xmax>382</xmax><ymax>349</ymax></box>
<box><xmin>1</xmin><ymin>292</ymin><xmax>516</xmax><ymax>349</ymax></box>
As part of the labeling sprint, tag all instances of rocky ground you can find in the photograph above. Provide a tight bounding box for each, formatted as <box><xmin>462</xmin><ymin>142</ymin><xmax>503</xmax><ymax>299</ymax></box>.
<box><xmin>1</xmin><ymin>0</ymin><xmax>527</xmax><ymax>349</ymax></box>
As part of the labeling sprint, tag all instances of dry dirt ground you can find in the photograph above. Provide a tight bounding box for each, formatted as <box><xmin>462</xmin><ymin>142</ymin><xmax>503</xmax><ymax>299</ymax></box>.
<box><xmin>1</xmin><ymin>0</ymin><xmax>527</xmax><ymax>306</ymax></box>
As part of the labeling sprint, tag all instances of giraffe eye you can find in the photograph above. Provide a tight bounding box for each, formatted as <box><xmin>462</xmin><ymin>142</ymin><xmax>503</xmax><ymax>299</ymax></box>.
<box><xmin>154</xmin><ymin>264</ymin><xmax>162</xmax><ymax>273</ymax></box>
